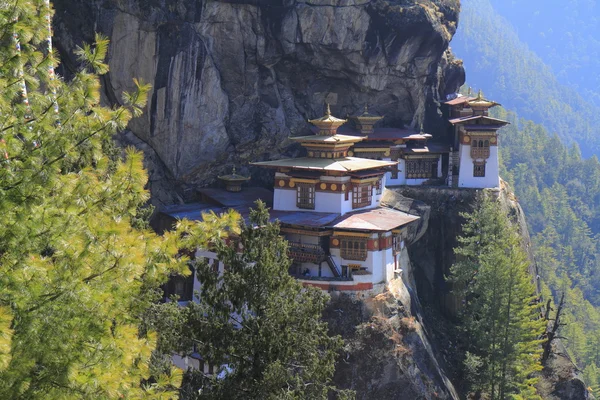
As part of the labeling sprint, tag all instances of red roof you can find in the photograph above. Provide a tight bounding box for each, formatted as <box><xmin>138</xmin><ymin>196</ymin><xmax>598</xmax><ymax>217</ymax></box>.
<box><xmin>329</xmin><ymin>207</ymin><xmax>419</xmax><ymax>232</ymax></box>
<box><xmin>449</xmin><ymin>115</ymin><xmax>509</xmax><ymax>126</ymax></box>
<box><xmin>444</xmin><ymin>95</ymin><xmax>476</xmax><ymax>106</ymax></box>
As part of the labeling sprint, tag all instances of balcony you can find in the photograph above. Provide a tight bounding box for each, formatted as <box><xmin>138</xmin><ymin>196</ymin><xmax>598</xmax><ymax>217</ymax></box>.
<box><xmin>287</xmin><ymin>242</ymin><xmax>327</xmax><ymax>263</ymax></box>
<box><xmin>470</xmin><ymin>146</ymin><xmax>490</xmax><ymax>159</ymax></box>
<box><xmin>340</xmin><ymin>248</ymin><xmax>368</xmax><ymax>261</ymax></box>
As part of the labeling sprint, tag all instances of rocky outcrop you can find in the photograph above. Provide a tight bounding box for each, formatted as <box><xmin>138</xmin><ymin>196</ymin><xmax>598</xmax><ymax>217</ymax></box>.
<box><xmin>52</xmin><ymin>0</ymin><xmax>463</xmax><ymax>204</ymax></box>
<box><xmin>382</xmin><ymin>186</ymin><xmax>479</xmax><ymax>315</ymax></box>
<box><xmin>324</xmin><ymin>278</ymin><xmax>460</xmax><ymax>400</ymax></box>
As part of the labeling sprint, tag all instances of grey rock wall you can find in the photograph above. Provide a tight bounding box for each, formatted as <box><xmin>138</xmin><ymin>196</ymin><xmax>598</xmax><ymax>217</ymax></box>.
<box><xmin>52</xmin><ymin>0</ymin><xmax>464</xmax><ymax>204</ymax></box>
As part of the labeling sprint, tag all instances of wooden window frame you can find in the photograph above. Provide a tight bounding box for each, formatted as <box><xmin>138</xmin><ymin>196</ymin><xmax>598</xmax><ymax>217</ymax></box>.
<box><xmin>340</xmin><ymin>237</ymin><xmax>368</xmax><ymax>261</ymax></box>
<box><xmin>164</xmin><ymin>265</ymin><xmax>195</xmax><ymax>301</ymax></box>
<box><xmin>376</xmin><ymin>179</ymin><xmax>383</xmax><ymax>195</ymax></box>
<box><xmin>473</xmin><ymin>161</ymin><xmax>486</xmax><ymax>177</ymax></box>
<box><xmin>352</xmin><ymin>184</ymin><xmax>372</xmax><ymax>209</ymax></box>
<box><xmin>296</xmin><ymin>183</ymin><xmax>315</xmax><ymax>209</ymax></box>
<box><xmin>392</xmin><ymin>232</ymin><xmax>403</xmax><ymax>254</ymax></box>
<box><xmin>405</xmin><ymin>158</ymin><xmax>438</xmax><ymax>179</ymax></box>
<box><xmin>471</xmin><ymin>137</ymin><xmax>491</xmax><ymax>159</ymax></box>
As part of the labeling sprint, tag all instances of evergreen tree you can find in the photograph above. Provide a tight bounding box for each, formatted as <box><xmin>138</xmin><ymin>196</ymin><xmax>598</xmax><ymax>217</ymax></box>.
<box><xmin>450</xmin><ymin>194</ymin><xmax>544</xmax><ymax>399</ymax></box>
<box><xmin>159</xmin><ymin>201</ymin><xmax>351</xmax><ymax>400</ymax></box>
<box><xmin>0</xmin><ymin>2</ymin><xmax>189</xmax><ymax>398</ymax></box>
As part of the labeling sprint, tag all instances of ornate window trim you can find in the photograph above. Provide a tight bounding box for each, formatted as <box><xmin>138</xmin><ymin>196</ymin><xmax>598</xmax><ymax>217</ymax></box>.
<box><xmin>471</xmin><ymin>137</ymin><xmax>491</xmax><ymax>159</ymax></box>
<box><xmin>296</xmin><ymin>184</ymin><xmax>315</xmax><ymax>209</ymax></box>
<box><xmin>392</xmin><ymin>233</ymin><xmax>403</xmax><ymax>254</ymax></box>
<box><xmin>473</xmin><ymin>161</ymin><xmax>486</xmax><ymax>177</ymax></box>
<box><xmin>406</xmin><ymin>158</ymin><xmax>438</xmax><ymax>179</ymax></box>
<box><xmin>340</xmin><ymin>237</ymin><xmax>368</xmax><ymax>261</ymax></box>
<box><xmin>376</xmin><ymin>179</ymin><xmax>383</xmax><ymax>195</ymax></box>
<box><xmin>165</xmin><ymin>265</ymin><xmax>195</xmax><ymax>301</ymax></box>
<box><xmin>352</xmin><ymin>184</ymin><xmax>372</xmax><ymax>209</ymax></box>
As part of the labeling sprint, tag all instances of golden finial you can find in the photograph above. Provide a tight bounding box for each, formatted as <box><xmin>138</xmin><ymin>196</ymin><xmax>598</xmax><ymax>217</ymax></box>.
<box><xmin>308</xmin><ymin>103</ymin><xmax>348</xmax><ymax>135</ymax></box>
<box><xmin>364</xmin><ymin>103</ymin><xmax>369</xmax><ymax>113</ymax></box>
<box><xmin>468</xmin><ymin>87</ymin><xmax>472</xmax><ymax>96</ymax></box>
<box><xmin>419</xmin><ymin>123</ymin><xmax>424</xmax><ymax>133</ymax></box>
<box><xmin>232</xmin><ymin>166</ymin><xmax>236</xmax><ymax>175</ymax></box>
<box><xmin>477</xmin><ymin>89</ymin><xmax>483</xmax><ymax>100</ymax></box>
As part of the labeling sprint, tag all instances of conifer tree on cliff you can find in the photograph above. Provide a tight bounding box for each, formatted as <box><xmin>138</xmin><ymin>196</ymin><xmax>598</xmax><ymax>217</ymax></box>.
<box><xmin>0</xmin><ymin>2</ymin><xmax>191</xmax><ymax>398</ymax></box>
<box><xmin>153</xmin><ymin>201</ymin><xmax>352</xmax><ymax>400</ymax></box>
<box><xmin>450</xmin><ymin>194</ymin><xmax>545</xmax><ymax>400</ymax></box>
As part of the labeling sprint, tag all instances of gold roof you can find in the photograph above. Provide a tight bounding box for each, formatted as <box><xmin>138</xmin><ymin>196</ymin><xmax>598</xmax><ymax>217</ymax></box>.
<box><xmin>350</xmin><ymin>104</ymin><xmax>384</xmax><ymax>123</ymax></box>
<box><xmin>308</xmin><ymin>103</ymin><xmax>348</xmax><ymax>135</ymax></box>
<box><xmin>468</xmin><ymin>90</ymin><xmax>500</xmax><ymax>108</ymax></box>
<box><xmin>290</xmin><ymin>134</ymin><xmax>364</xmax><ymax>145</ymax></box>
<box><xmin>251</xmin><ymin>157</ymin><xmax>397</xmax><ymax>172</ymax></box>
<box><xmin>218</xmin><ymin>167</ymin><xmax>250</xmax><ymax>183</ymax></box>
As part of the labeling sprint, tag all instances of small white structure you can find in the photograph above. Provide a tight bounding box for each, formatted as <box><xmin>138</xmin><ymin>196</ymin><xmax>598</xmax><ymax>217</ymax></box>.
<box><xmin>445</xmin><ymin>90</ymin><xmax>509</xmax><ymax>189</ymax></box>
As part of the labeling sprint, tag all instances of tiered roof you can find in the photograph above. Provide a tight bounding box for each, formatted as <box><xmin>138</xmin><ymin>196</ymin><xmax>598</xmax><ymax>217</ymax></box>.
<box><xmin>252</xmin><ymin>104</ymin><xmax>397</xmax><ymax>173</ymax></box>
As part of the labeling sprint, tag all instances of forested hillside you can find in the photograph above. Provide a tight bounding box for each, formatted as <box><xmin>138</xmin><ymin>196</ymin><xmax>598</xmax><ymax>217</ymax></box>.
<box><xmin>451</xmin><ymin>0</ymin><xmax>600</xmax><ymax>158</ymax></box>
<box><xmin>452</xmin><ymin>0</ymin><xmax>600</xmax><ymax>391</ymax></box>
<box><xmin>497</xmin><ymin>106</ymin><xmax>600</xmax><ymax>395</ymax></box>
<box><xmin>490</xmin><ymin>0</ymin><xmax>600</xmax><ymax>108</ymax></box>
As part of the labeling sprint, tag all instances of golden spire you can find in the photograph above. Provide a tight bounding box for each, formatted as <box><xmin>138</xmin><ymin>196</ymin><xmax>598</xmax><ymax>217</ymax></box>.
<box><xmin>308</xmin><ymin>103</ymin><xmax>347</xmax><ymax>136</ymax></box>
<box><xmin>348</xmin><ymin>103</ymin><xmax>383</xmax><ymax>136</ymax></box>
<box><xmin>468</xmin><ymin>89</ymin><xmax>500</xmax><ymax>109</ymax></box>
<box><xmin>218</xmin><ymin>166</ymin><xmax>250</xmax><ymax>192</ymax></box>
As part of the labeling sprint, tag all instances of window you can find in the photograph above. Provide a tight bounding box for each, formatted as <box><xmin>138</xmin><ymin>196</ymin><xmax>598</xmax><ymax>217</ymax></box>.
<box><xmin>471</xmin><ymin>137</ymin><xmax>491</xmax><ymax>159</ymax></box>
<box><xmin>352</xmin><ymin>184</ymin><xmax>372</xmax><ymax>209</ymax></box>
<box><xmin>406</xmin><ymin>159</ymin><xmax>438</xmax><ymax>179</ymax></box>
<box><xmin>296</xmin><ymin>184</ymin><xmax>315</xmax><ymax>209</ymax></box>
<box><xmin>391</xmin><ymin>167</ymin><xmax>399</xmax><ymax>179</ymax></box>
<box><xmin>164</xmin><ymin>265</ymin><xmax>195</xmax><ymax>301</ymax></box>
<box><xmin>392</xmin><ymin>232</ymin><xmax>404</xmax><ymax>254</ymax></box>
<box><xmin>376</xmin><ymin>179</ymin><xmax>383</xmax><ymax>195</ymax></box>
<box><xmin>474</xmin><ymin>161</ymin><xmax>486</xmax><ymax>177</ymax></box>
<box><xmin>340</xmin><ymin>237</ymin><xmax>368</xmax><ymax>261</ymax></box>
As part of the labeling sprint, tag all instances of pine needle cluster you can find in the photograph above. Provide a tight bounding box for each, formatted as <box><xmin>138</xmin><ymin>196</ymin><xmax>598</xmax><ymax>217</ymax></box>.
<box><xmin>0</xmin><ymin>2</ymin><xmax>188</xmax><ymax>398</ymax></box>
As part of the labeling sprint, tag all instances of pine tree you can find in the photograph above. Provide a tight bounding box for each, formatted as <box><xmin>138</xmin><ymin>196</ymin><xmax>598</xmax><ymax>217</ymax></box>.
<box><xmin>157</xmin><ymin>201</ymin><xmax>352</xmax><ymax>399</ymax></box>
<box><xmin>0</xmin><ymin>2</ymin><xmax>189</xmax><ymax>398</ymax></box>
<box><xmin>450</xmin><ymin>193</ymin><xmax>544</xmax><ymax>399</ymax></box>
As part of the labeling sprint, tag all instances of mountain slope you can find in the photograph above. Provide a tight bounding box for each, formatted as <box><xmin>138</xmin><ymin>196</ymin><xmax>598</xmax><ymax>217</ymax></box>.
<box><xmin>491</xmin><ymin>0</ymin><xmax>600</xmax><ymax>108</ymax></box>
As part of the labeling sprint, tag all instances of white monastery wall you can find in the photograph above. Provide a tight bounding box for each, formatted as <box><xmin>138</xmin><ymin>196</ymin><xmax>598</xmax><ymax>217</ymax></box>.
<box><xmin>458</xmin><ymin>145</ymin><xmax>500</xmax><ymax>188</ymax></box>
<box><xmin>273</xmin><ymin>187</ymin><xmax>379</xmax><ymax>215</ymax></box>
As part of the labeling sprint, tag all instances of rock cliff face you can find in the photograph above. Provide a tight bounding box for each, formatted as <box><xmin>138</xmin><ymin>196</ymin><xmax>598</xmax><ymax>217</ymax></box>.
<box><xmin>52</xmin><ymin>0</ymin><xmax>463</xmax><ymax>204</ymax></box>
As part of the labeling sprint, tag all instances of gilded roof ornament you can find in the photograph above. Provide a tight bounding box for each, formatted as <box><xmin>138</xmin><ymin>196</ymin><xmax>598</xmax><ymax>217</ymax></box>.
<box><xmin>308</xmin><ymin>103</ymin><xmax>348</xmax><ymax>135</ymax></box>
<box><xmin>468</xmin><ymin>89</ymin><xmax>500</xmax><ymax>108</ymax></box>
<box><xmin>218</xmin><ymin>166</ymin><xmax>250</xmax><ymax>183</ymax></box>
<box><xmin>349</xmin><ymin>103</ymin><xmax>384</xmax><ymax>124</ymax></box>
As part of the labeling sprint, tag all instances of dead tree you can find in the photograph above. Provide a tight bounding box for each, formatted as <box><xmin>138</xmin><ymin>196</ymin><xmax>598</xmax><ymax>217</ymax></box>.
<box><xmin>542</xmin><ymin>292</ymin><xmax>567</xmax><ymax>364</ymax></box>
